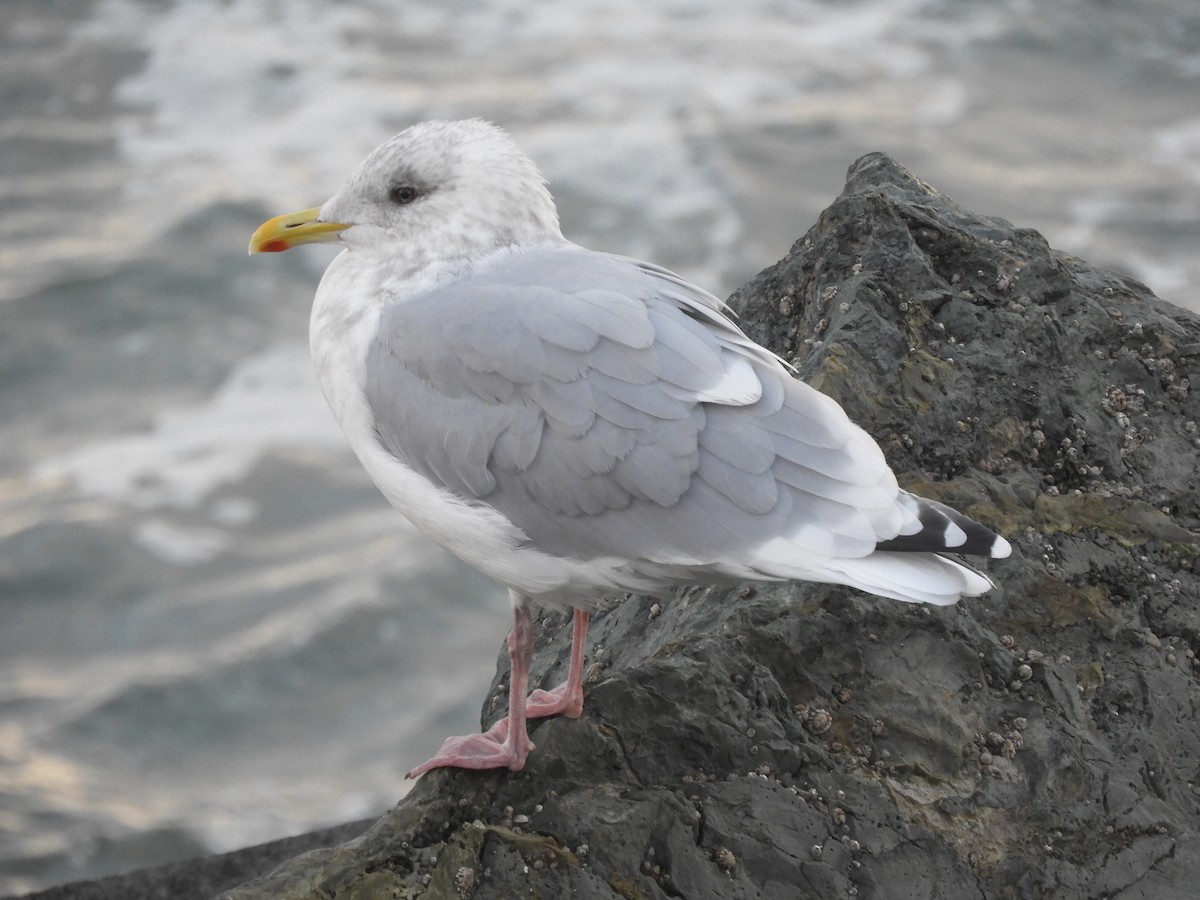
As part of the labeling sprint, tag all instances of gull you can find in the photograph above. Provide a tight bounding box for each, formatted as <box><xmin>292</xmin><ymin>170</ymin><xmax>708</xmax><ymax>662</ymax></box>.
<box><xmin>249</xmin><ymin>119</ymin><xmax>1011</xmax><ymax>777</ymax></box>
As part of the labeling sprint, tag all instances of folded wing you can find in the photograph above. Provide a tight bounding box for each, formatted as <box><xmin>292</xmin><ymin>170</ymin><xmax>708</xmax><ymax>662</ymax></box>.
<box><xmin>364</xmin><ymin>244</ymin><xmax>1000</xmax><ymax>603</ymax></box>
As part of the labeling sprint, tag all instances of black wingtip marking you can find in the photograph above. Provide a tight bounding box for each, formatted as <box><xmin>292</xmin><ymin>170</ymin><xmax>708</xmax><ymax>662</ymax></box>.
<box><xmin>876</xmin><ymin>496</ymin><xmax>1010</xmax><ymax>558</ymax></box>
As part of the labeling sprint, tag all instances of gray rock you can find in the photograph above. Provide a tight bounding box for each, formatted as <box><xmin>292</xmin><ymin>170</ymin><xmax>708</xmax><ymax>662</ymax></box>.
<box><xmin>7</xmin><ymin>819</ymin><xmax>375</xmax><ymax>900</ymax></box>
<box><xmin>37</xmin><ymin>151</ymin><xmax>1200</xmax><ymax>899</ymax></box>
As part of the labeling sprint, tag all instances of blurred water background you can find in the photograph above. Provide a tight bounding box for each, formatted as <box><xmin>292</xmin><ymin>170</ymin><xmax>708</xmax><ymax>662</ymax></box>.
<box><xmin>1</xmin><ymin>0</ymin><xmax>1198</xmax><ymax>893</ymax></box>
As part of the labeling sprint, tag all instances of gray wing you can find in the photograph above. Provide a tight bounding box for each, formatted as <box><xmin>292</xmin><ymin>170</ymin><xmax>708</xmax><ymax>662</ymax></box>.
<box><xmin>364</xmin><ymin>244</ymin><xmax>910</xmax><ymax>578</ymax></box>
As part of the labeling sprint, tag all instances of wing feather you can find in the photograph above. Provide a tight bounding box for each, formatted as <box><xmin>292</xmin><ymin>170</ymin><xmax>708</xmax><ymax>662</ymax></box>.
<box><xmin>696</xmin><ymin>449</ymin><xmax>780</xmax><ymax>515</ymax></box>
<box><xmin>529</xmin><ymin>377</ymin><xmax>595</xmax><ymax>436</ymax></box>
<box><xmin>700</xmin><ymin>413</ymin><xmax>775</xmax><ymax>474</ymax></box>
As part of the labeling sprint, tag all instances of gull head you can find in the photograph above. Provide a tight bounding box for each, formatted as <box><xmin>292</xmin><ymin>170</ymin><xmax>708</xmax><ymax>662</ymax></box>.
<box><xmin>249</xmin><ymin>119</ymin><xmax>563</xmax><ymax>265</ymax></box>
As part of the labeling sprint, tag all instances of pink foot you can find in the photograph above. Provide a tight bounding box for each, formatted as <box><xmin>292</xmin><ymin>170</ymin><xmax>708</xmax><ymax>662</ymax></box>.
<box><xmin>405</xmin><ymin>605</ymin><xmax>591</xmax><ymax>779</ymax></box>
<box><xmin>406</xmin><ymin>676</ymin><xmax>578</xmax><ymax>777</ymax></box>
<box><xmin>480</xmin><ymin>608</ymin><xmax>589</xmax><ymax>733</ymax></box>
<box><xmin>406</xmin><ymin>719</ymin><xmax>532</xmax><ymax>778</ymax></box>
<box><xmin>527</xmin><ymin>608</ymin><xmax>589</xmax><ymax>719</ymax></box>
<box><xmin>525</xmin><ymin>679</ymin><xmax>584</xmax><ymax>719</ymax></box>
<box><xmin>463</xmin><ymin>679</ymin><xmax>581</xmax><ymax>758</ymax></box>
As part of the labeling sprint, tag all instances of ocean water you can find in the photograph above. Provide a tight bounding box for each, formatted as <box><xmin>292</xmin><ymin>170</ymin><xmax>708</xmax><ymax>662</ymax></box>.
<box><xmin>2</xmin><ymin>0</ymin><xmax>1198</xmax><ymax>892</ymax></box>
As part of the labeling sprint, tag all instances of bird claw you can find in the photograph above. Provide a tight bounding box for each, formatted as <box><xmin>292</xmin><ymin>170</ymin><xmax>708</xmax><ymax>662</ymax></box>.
<box><xmin>525</xmin><ymin>680</ymin><xmax>584</xmax><ymax>719</ymax></box>
<box><xmin>406</xmin><ymin>721</ymin><xmax>534</xmax><ymax>778</ymax></box>
<box><xmin>406</xmin><ymin>607</ymin><xmax>591</xmax><ymax>777</ymax></box>
<box><xmin>406</xmin><ymin>679</ymin><xmax>581</xmax><ymax>778</ymax></box>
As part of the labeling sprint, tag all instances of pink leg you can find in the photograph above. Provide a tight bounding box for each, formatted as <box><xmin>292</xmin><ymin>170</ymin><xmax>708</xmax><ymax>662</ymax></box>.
<box><xmin>407</xmin><ymin>593</ymin><xmax>536</xmax><ymax>778</ymax></box>
<box><xmin>525</xmin><ymin>608</ymin><xmax>590</xmax><ymax>719</ymax></box>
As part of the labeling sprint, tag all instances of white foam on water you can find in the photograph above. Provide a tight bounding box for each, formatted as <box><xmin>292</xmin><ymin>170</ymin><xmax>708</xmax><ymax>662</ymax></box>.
<box><xmin>134</xmin><ymin>519</ymin><xmax>231</xmax><ymax>564</ymax></box>
<box><xmin>34</xmin><ymin>343</ymin><xmax>345</xmax><ymax>511</ymax></box>
<box><xmin>81</xmin><ymin>0</ymin><xmax>406</xmax><ymax>210</ymax></box>
<box><xmin>1154</xmin><ymin>117</ymin><xmax>1200</xmax><ymax>187</ymax></box>
<box><xmin>71</xmin><ymin>0</ymin><xmax>1000</xmax><ymax>292</ymax></box>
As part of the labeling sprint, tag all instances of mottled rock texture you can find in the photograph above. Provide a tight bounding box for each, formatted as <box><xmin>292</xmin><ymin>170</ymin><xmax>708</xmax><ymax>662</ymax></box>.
<box><xmin>28</xmin><ymin>153</ymin><xmax>1200</xmax><ymax>900</ymax></box>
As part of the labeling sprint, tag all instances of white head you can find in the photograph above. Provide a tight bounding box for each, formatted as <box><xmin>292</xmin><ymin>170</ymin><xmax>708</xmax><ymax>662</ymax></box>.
<box><xmin>250</xmin><ymin>119</ymin><xmax>563</xmax><ymax>271</ymax></box>
<box><xmin>327</xmin><ymin>119</ymin><xmax>562</xmax><ymax>255</ymax></box>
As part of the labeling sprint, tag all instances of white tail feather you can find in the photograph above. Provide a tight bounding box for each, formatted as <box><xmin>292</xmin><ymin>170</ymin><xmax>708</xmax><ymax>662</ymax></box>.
<box><xmin>826</xmin><ymin>552</ymin><xmax>995</xmax><ymax>606</ymax></box>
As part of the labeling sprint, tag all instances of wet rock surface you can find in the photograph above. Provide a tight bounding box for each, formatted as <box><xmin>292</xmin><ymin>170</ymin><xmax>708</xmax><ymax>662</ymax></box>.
<box><xmin>31</xmin><ymin>153</ymin><xmax>1200</xmax><ymax>899</ymax></box>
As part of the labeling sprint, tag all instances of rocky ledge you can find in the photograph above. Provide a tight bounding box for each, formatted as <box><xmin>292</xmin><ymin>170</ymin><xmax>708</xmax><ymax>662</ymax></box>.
<box><xmin>31</xmin><ymin>153</ymin><xmax>1200</xmax><ymax>900</ymax></box>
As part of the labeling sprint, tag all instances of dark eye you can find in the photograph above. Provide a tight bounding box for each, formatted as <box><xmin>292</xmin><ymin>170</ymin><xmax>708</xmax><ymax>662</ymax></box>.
<box><xmin>388</xmin><ymin>184</ymin><xmax>420</xmax><ymax>205</ymax></box>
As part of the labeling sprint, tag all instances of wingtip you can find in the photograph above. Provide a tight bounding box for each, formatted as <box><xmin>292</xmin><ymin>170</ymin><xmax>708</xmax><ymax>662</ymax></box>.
<box><xmin>991</xmin><ymin>535</ymin><xmax>1013</xmax><ymax>559</ymax></box>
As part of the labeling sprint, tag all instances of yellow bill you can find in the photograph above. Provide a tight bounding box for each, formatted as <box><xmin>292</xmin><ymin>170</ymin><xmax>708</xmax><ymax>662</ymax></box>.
<box><xmin>248</xmin><ymin>207</ymin><xmax>350</xmax><ymax>254</ymax></box>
